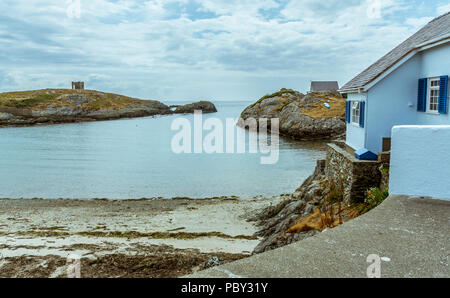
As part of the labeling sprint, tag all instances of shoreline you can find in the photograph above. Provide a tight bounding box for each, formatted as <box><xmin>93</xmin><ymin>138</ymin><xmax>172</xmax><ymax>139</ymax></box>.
<box><xmin>0</xmin><ymin>195</ymin><xmax>242</xmax><ymax>201</ymax></box>
<box><xmin>0</xmin><ymin>195</ymin><xmax>288</xmax><ymax>278</ymax></box>
<box><xmin>0</xmin><ymin>113</ymin><xmax>169</xmax><ymax>129</ymax></box>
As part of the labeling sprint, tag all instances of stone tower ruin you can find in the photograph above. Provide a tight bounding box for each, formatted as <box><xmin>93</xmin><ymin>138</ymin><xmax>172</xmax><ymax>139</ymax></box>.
<box><xmin>72</xmin><ymin>81</ymin><xmax>85</xmax><ymax>90</ymax></box>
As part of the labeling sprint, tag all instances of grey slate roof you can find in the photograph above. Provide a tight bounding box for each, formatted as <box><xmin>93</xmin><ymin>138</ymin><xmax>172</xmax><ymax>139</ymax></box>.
<box><xmin>341</xmin><ymin>11</ymin><xmax>450</xmax><ymax>92</ymax></box>
<box><xmin>310</xmin><ymin>81</ymin><xmax>339</xmax><ymax>92</ymax></box>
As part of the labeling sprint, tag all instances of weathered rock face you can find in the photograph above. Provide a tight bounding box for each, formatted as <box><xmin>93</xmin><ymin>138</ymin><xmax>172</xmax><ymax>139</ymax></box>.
<box><xmin>249</xmin><ymin>160</ymin><xmax>330</xmax><ymax>254</ymax></box>
<box><xmin>0</xmin><ymin>101</ymin><xmax>172</xmax><ymax>126</ymax></box>
<box><xmin>174</xmin><ymin>101</ymin><xmax>217</xmax><ymax>114</ymax></box>
<box><xmin>240</xmin><ymin>89</ymin><xmax>346</xmax><ymax>140</ymax></box>
<box><xmin>251</xmin><ymin>146</ymin><xmax>388</xmax><ymax>254</ymax></box>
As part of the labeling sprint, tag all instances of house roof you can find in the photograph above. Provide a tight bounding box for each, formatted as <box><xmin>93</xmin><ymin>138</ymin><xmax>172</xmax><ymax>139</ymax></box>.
<box><xmin>341</xmin><ymin>11</ymin><xmax>450</xmax><ymax>92</ymax></box>
<box><xmin>310</xmin><ymin>81</ymin><xmax>339</xmax><ymax>92</ymax></box>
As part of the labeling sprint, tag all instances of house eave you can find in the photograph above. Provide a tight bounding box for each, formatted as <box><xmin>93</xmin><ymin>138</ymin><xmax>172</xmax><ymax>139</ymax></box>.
<box><xmin>338</xmin><ymin>87</ymin><xmax>365</xmax><ymax>94</ymax></box>
<box><xmin>341</xmin><ymin>35</ymin><xmax>450</xmax><ymax>94</ymax></box>
<box><xmin>415</xmin><ymin>34</ymin><xmax>450</xmax><ymax>51</ymax></box>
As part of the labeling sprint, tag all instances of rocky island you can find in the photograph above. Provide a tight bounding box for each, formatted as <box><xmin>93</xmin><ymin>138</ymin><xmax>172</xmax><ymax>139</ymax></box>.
<box><xmin>173</xmin><ymin>101</ymin><xmax>218</xmax><ymax>114</ymax></box>
<box><xmin>0</xmin><ymin>89</ymin><xmax>217</xmax><ymax>127</ymax></box>
<box><xmin>240</xmin><ymin>88</ymin><xmax>346</xmax><ymax>140</ymax></box>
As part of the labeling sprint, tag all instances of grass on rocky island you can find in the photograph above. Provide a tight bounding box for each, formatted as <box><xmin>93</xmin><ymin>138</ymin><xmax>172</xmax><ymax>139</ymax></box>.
<box><xmin>0</xmin><ymin>89</ymin><xmax>147</xmax><ymax>111</ymax></box>
<box><xmin>273</xmin><ymin>97</ymin><xmax>291</xmax><ymax>112</ymax></box>
<box><xmin>251</xmin><ymin>88</ymin><xmax>297</xmax><ymax>108</ymax></box>
<box><xmin>299</xmin><ymin>94</ymin><xmax>346</xmax><ymax>119</ymax></box>
<box><xmin>248</xmin><ymin>89</ymin><xmax>345</xmax><ymax>120</ymax></box>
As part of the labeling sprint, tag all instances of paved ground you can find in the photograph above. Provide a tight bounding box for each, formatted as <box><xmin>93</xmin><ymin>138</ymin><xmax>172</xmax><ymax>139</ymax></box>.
<box><xmin>186</xmin><ymin>195</ymin><xmax>450</xmax><ymax>278</ymax></box>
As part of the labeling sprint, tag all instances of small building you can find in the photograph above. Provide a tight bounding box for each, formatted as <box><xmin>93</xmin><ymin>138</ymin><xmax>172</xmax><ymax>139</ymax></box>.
<box><xmin>340</xmin><ymin>12</ymin><xmax>450</xmax><ymax>159</ymax></box>
<box><xmin>72</xmin><ymin>81</ymin><xmax>85</xmax><ymax>90</ymax></box>
<box><xmin>309</xmin><ymin>81</ymin><xmax>339</xmax><ymax>93</ymax></box>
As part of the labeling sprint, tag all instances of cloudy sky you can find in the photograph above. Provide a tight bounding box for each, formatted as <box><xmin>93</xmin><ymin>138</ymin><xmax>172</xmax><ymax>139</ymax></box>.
<box><xmin>0</xmin><ymin>0</ymin><xmax>449</xmax><ymax>101</ymax></box>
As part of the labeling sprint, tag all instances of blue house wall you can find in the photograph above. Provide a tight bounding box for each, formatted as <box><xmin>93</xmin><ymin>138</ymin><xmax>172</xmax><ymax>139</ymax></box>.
<box><xmin>345</xmin><ymin>42</ymin><xmax>450</xmax><ymax>154</ymax></box>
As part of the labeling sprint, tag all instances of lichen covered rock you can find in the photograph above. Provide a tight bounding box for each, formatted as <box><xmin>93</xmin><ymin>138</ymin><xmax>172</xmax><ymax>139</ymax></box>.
<box><xmin>174</xmin><ymin>101</ymin><xmax>217</xmax><ymax>114</ymax></box>
<box><xmin>240</xmin><ymin>88</ymin><xmax>346</xmax><ymax>140</ymax></box>
<box><xmin>250</xmin><ymin>160</ymin><xmax>330</xmax><ymax>254</ymax></box>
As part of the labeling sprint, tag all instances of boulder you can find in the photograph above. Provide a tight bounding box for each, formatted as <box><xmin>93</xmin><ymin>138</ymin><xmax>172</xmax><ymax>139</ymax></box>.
<box><xmin>239</xmin><ymin>89</ymin><xmax>346</xmax><ymax>140</ymax></box>
<box><xmin>174</xmin><ymin>101</ymin><xmax>217</xmax><ymax>114</ymax></box>
<box><xmin>250</xmin><ymin>160</ymin><xmax>330</xmax><ymax>254</ymax></box>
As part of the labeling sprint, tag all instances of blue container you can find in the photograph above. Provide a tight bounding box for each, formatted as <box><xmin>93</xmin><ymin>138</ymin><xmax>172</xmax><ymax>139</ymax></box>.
<box><xmin>355</xmin><ymin>148</ymin><xmax>378</xmax><ymax>161</ymax></box>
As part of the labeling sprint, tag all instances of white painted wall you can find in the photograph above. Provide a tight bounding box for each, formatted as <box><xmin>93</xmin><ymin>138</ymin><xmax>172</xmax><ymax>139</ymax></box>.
<box><xmin>345</xmin><ymin>92</ymin><xmax>366</xmax><ymax>150</ymax></box>
<box><xmin>390</xmin><ymin>125</ymin><xmax>450</xmax><ymax>200</ymax></box>
<box><xmin>345</xmin><ymin>42</ymin><xmax>450</xmax><ymax>153</ymax></box>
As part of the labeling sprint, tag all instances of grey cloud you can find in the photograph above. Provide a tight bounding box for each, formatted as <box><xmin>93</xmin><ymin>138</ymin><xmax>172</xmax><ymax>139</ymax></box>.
<box><xmin>0</xmin><ymin>15</ymin><xmax>63</xmax><ymax>47</ymax></box>
<box><xmin>0</xmin><ymin>0</ymin><xmax>439</xmax><ymax>100</ymax></box>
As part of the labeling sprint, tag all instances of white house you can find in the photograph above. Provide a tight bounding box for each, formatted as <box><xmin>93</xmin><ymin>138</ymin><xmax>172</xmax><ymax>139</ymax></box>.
<box><xmin>340</xmin><ymin>12</ymin><xmax>450</xmax><ymax>159</ymax></box>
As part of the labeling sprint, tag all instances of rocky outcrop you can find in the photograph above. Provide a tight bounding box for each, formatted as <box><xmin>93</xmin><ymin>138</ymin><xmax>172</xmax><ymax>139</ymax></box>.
<box><xmin>174</xmin><ymin>101</ymin><xmax>217</xmax><ymax>114</ymax></box>
<box><xmin>240</xmin><ymin>89</ymin><xmax>346</xmax><ymax>140</ymax></box>
<box><xmin>0</xmin><ymin>101</ymin><xmax>171</xmax><ymax>126</ymax></box>
<box><xmin>0</xmin><ymin>90</ymin><xmax>216</xmax><ymax>127</ymax></box>
<box><xmin>250</xmin><ymin>152</ymin><xmax>380</xmax><ymax>254</ymax></box>
<box><xmin>249</xmin><ymin>160</ymin><xmax>331</xmax><ymax>254</ymax></box>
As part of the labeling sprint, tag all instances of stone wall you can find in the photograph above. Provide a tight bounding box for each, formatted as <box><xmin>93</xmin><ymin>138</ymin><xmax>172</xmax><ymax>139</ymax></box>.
<box><xmin>325</xmin><ymin>142</ymin><xmax>381</xmax><ymax>204</ymax></box>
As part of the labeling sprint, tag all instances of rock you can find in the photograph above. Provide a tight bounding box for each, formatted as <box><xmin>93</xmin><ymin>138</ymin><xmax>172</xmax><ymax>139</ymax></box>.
<box><xmin>252</xmin><ymin>160</ymin><xmax>331</xmax><ymax>254</ymax></box>
<box><xmin>202</xmin><ymin>256</ymin><xmax>222</xmax><ymax>269</ymax></box>
<box><xmin>174</xmin><ymin>101</ymin><xmax>217</xmax><ymax>114</ymax></box>
<box><xmin>0</xmin><ymin>112</ymin><xmax>13</xmax><ymax>120</ymax></box>
<box><xmin>248</xmin><ymin>198</ymin><xmax>292</xmax><ymax>223</ymax></box>
<box><xmin>239</xmin><ymin>89</ymin><xmax>346</xmax><ymax>140</ymax></box>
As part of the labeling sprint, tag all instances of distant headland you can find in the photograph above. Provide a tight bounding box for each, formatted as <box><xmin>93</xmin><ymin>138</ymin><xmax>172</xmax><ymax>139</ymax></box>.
<box><xmin>0</xmin><ymin>83</ymin><xmax>217</xmax><ymax>127</ymax></box>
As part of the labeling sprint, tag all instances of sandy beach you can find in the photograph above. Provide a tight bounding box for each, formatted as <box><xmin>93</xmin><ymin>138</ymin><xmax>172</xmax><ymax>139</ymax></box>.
<box><xmin>0</xmin><ymin>195</ymin><xmax>286</xmax><ymax>278</ymax></box>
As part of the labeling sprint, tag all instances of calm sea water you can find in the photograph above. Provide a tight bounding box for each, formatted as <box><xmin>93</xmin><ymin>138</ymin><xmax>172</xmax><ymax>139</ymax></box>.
<box><xmin>0</xmin><ymin>101</ymin><xmax>327</xmax><ymax>199</ymax></box>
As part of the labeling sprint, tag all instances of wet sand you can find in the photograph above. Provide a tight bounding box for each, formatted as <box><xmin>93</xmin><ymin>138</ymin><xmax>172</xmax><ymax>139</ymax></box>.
<box><xmin>0</xmin><ymin>195</ymin><xmax>286</xmax><ymax>278</ymax></box>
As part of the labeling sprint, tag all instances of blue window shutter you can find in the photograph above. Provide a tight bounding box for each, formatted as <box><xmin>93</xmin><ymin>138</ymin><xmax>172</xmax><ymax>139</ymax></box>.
<box><xmin>417</xmin><ymin>78</ymin><xmax>427</xmax><ymax>112</ymax></box>
<box><xmin>438</xmin><ymin>75</ymin><xmax>449</xmax><ymax>114</ymax></box>
<box><xmin>359</xmin><ymin>101</ymin><xmax>365</xmax><ymax>128</ymax></box>
<box><xmin>345</xmin><ymin>101</ymin><xmax>350</xmax><ymax>123</ymax></box>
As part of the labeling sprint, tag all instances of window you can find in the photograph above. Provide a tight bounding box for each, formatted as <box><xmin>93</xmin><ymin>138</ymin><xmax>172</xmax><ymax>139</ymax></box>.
<box><xmin>427</xmin><ymin>77</ymin><xmax>440</xmax><ymax>113</ymax></box>
<box><xmin>351</xmin><ymin>101</ymin><xmax>360</xmax><ymax>124</ymax></box>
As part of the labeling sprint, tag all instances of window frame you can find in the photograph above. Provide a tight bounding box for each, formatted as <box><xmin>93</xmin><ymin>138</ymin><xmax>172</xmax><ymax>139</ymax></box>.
<box><xmin>350</xmin><ymin>101</ymin><xmax>360</xmax><ymax>126</ymax></box>
<box><xmin>426</xmin><ymin>77</ymin><xmax>440</xmax><ymax>114</ymax></box>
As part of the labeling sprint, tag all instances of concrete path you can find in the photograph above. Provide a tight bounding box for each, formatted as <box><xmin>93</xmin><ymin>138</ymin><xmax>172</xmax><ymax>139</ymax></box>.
<box><xmin>187</xmin><ymin>195</ymin><xmax>449</xmax><ymax>278</ymax></box>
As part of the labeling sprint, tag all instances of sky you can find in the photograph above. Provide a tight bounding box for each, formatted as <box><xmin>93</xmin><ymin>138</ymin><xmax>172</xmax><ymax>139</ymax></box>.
<box><xmin>0</xmin><ymin>0</ymin><xmax>449</xmax><ymax>101</ymax></box>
